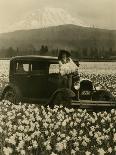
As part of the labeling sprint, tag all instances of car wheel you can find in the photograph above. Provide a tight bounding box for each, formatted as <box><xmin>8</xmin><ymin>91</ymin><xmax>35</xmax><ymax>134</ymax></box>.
<box><xmin>4</xmin><ymin>89</ymin><xmax>17</xmax><ymax>104</ymax></box>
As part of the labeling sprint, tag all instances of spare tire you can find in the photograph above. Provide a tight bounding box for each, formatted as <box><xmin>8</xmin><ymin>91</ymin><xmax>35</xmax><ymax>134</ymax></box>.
<box><xmin>92</xmin><ymin>90</ymin><xmax>115</xmax><ymax>101</ymax></box>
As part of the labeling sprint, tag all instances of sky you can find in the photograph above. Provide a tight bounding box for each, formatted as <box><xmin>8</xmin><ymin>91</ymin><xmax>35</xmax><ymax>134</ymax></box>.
<box><xmin>0</xmin><ymin>0</ymin><xmax>116</xmax><ymax>33</ymax></box>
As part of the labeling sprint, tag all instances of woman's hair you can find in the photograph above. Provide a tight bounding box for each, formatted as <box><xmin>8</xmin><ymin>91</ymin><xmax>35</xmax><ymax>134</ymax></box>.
<box><xmin>58</xmin><ymin>49</ymin><xmax>71</xmax><ymax>60</ymax></box>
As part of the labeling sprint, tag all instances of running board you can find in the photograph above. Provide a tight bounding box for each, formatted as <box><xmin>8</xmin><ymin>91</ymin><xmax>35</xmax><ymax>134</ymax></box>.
<box><xmin>71</xmin><ymin>100</ymin><xmax>116</xmax><ymax>107</ymax></box>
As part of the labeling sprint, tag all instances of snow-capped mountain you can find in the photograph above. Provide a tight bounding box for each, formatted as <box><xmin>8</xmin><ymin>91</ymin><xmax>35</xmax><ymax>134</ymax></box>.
<box><xmin>7</xmin><ymin>7</ymin><xmax>89</xmax><ymax>32</ymax></box>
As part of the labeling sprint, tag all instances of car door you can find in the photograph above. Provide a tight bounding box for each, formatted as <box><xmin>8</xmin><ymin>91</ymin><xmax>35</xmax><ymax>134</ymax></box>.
<box><xmin>47</xmin><ymin>63</ymin><xmax>60</xmax><ymax>95</ymax></box>
<box><xmin>28</xmin><ymin>61</ymin><xmax>50</xmax><ymax>99</ymax></box>
<box><xmin>14</xmin><ymin>61</ymin><xmax>30</xmax><ymax>97</ymax></box>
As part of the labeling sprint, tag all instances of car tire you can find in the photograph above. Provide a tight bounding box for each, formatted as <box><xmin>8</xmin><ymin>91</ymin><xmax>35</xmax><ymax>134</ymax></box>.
<box><xmin>3</xmin><ymin>88</ymin><xmax>19</xmax><ymax>104</ymax></box>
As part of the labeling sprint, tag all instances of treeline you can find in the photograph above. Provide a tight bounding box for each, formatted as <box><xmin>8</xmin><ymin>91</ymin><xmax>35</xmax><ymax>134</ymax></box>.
<box><xmin>0</xmin><ymin>45</ymin><xmax>58</xmax><ymax>58</ymax></box>
<box><xmin>72</xmin><ymin>47</ymin><xmax>116</xmax><ymax>60</ymax></box>
<box><xmin>0</xmin><ymin>45</ymin><xmax>116</xmax><ymax>60</ymax></box>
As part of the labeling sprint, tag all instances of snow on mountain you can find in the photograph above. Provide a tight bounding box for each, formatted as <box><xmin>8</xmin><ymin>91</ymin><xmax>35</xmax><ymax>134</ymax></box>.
<box><xmin>7</xmin><ymin>7</ymin><xmax>89</xmax><ymax>32</ymax></box>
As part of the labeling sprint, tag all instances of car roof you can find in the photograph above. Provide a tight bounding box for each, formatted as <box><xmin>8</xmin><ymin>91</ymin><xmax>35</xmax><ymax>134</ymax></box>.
<box><xmin>10</xmin><ymin>55</ymin><xmax>58</xmax><ymax>63</ymax></box>
<box><xmin>10</xmin><ymin>55</ymin><xmax>79</xmax><ymax>66</ymax></box>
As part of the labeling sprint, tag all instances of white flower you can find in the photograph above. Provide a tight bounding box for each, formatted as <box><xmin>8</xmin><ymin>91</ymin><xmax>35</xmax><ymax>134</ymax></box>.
<box><xmin>78</xmin><ymin>136</ymin><xmax>82</xmax><ymax>141</ymax></box>
<box><xmin>84</xmin><ymin>136</ymin><xmax>90</xmax><ymax>143</ymax></box>
<box><xmin>79</xmin><ymin>130</ymin><xmax>83</xmax><ymax>135</ymax></box>
<box><xmin>96</xmin><ymin>139</ymin><xmax>102</xmax><ymax>145</ymax></box>
<box><xmin>89</xmin><ymin>131</ymin><xmax>93</xmax><ymax>137</ymax></box>
<box><xmin>8</xmin><ymin>135</ymin><xmax>16</xmax><ymax>145</ymax></box>
<box><xmin>108</xmin><ymin>147</ymin><xmax>112</xmax><ymax>153</ymax></box>
<box><xmin>62</xmin><ymin>120</ymin><xmax>67</xmax><ymax>127</ymax></box>
<box><xmin>43</xmin><ymin>122</ymin><xmax>49</xmax><ymax>128</ymax></box>
<box><xmin>70</xmin><ymin>122</ymin><xmax>73</xmax><ymax>127</ymax></box>
<box><xmin>74</xmin><ymin>122</ymin><xmax>77</xmax><ymax>126</ymax></box>
<box><xmin>28</xmin><ymin>146</ymin><xmax>32</xmax><ymax>150</ymax></box>
<box><xmin>3</xmin><ymin>147</ymin><xmax>13</xmax><ymax>155</ymax></box>
<box><xmin>20</xmin><ymin>150</ymin><xmax>25</xmax><ymax>155</ymax></box>
<box><xmin>71</xmin><ymin>149</ymin><xmax>76</xmax><ymax>155</ymax></box>
<box><xmin>64</xmin><ymin>107</ymin><xmax>70</xmax><ymax>113</ymax></box>
<box><xmin>60</xmin><ymin>134</ymin><xmax>65</xmax><ymax>138</ymax></box>
<box><xmin>18</xmin><ymin>125</ymin><xmax>24</xmax><ymax>131</ymax></box>
<box><xmin>85</xmin><ymin>151</ymin><xmax>91</xmax><ymax>155</ymax></box>
<box><xmin>45</xmin><ymin>130</ymin><xmax>49</xmax><ymax>135</ymax></box>
<box><xmin>98</xmin><ymin>148</ymin><xmax>106</xmax><ymax>155</ymax></box>
<box><xmin>70</xmin><ymin>129</ymin><xmax>77</xmax><ymax>137</ymax></box>
<box><xmin>66</xmin><ymin>136</ymin><xmax>70</xmax><ymax>141</ymax></box>
<box><xmin>54</xmin><ymin>124</ymin><xmax>59</xmax><ymax>129</ymax></box>
<box><xmin>50</xmin><ymin>152</ymin><xmax>57</xmax><ymax>155</ymax></box>
<box><xmin>91</xmin><ymin>126</ymin><xmax>95</xmax><ymax>132</ymax></box>
<box><xmin>101</xmin><ymin>119</ymin><xmax>105</xmax><ymax>124</ymax></box>
<box><xmin>0</xmin><ymin>126</ymin><xmax>3</xmax><ymax>133</ymax></box>
<box><xmin>69</xmin><ymin>108</ymin><xmax>75</xmax><ymax>113</ymax></box>
<box><xmin>113</xmin><ymin>128</ymin><xmax>115</xmax><ymax>132</ymax></box>
<box><xmin>18</xmin><ymin>140</ymin><xmax>24</xmax><ymax>149</ymax></box>
<box><xmin>94</xmin><ymin>133</ymin><xmax>99</xmax><ymax>139</ymax></box>
<box><xmin>32</xmin><ymin>140</ymin><xmax>38</xmax><ymax>148</ymax></box>
<box><xmin>75</xmin><ymin>146</ymin><xmax>79</xmax><ymax>151</ymax></box>
<box><xmin>46</xmin><ymin>144</ymin><xmax>52</xmax><ymax>151</ymax></box>
<box><xmin>104</xmin><ymin>135</ymin><xmax>109</xmax><ymax>140</ymax></box>
<box><xmin>57</xmin><ymin>137</ymin><xmax>61</xmax><ymax>141</ymax></box>
<box><xmin>111</xmin><ymin>109</ymin><xmax>115</xmax><ymax>114</ymax></box>
<box><xmin>74</xmin><ymin>142</ymin><xmax>79</xmax><ymax>147</ymax></box>
<box><xmin>49</xmin><ymin>123</ymin><xmax>54</xmax><ymax>128</ymax></box>
<box><xmin>82</xmin><ymin>141</ymin><xmax>87</xmax><ymax>146</ymax></box>
<box><xmin>51</xmin><ymin>132</ymin><xmax>55</xmax><ymax>136</ymax></box>
<box><xmin>110</xmin><ymin>123</ymin><xmax>113</xmax><ymax>128</ymax></box>
<box><xmin>91</xmin><ymin>118</ymin><xmax>95</xmax><ymax>123</ymax></box>
<box><xmin>81</xmin><ymin>123</ymin><xmax>85</xmax><ymax>127</ymax></box>
<box><xmin>56</xmin><ymin>142</ymin><xmax>65</xmax><ymax>152</ymax></box>
<box><xmin>76</xmin><ymin>118</ymin><xmax>81</xmax><ymax>123</ymax></box>
<box><xmin>113</xmin><ymin>133</ymin><xmax>116</xmax><ymax>142</ymax></box>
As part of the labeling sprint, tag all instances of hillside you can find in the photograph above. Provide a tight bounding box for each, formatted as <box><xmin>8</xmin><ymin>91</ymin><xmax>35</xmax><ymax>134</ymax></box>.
<box><xmin>0</xmin><ymin>24</ymin><xmax>116</xmax><ymax>57</ymax></box>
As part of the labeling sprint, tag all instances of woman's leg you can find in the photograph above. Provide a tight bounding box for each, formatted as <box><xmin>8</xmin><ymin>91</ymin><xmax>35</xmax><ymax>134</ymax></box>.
<box><xmin>58</xmin><ymin>75</ymin><xmax>68</xmax><ymax>88</ymax></box>
<box><xmin>67</xmin><ymin>74</ymin><xmax>72</xmax><ymax>89</ymax></box>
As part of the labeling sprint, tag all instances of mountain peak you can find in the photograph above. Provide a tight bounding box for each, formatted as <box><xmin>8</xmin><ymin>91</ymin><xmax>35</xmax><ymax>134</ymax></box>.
<box><xmin>7</xmin><ymin>7</ymin><xmax>89</xmax><ymax>33</ymax></box>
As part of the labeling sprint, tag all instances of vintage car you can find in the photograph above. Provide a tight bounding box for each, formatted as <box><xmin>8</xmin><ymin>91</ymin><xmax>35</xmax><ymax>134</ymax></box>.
<box><xmin>0</xmin><ymin>55</ymin><xmax>116</xmax><ymax>110</ymax></box>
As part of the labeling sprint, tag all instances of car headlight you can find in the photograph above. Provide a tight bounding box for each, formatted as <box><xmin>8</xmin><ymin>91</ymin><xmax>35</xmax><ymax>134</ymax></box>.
<box><xmin>74</xmin><ymin>82</ymin><xmax>80</xmax><ymax>90</ymax></box>
<box><xmin>95</xmin><ymin>85</ymin><xmax>102</xmax><ymax>90</ymax></box>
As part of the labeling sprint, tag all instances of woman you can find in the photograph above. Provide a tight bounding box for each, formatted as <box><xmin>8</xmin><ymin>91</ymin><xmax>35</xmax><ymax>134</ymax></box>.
<box><xmin>58</xmin><ymin>49</ymin><xmax>79</xmax><ymax>89</ymax></box>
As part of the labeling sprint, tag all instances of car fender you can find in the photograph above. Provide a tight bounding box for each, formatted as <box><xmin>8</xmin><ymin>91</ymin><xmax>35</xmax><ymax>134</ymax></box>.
<box><xmin>0</xmin><ymin>85</ymin><xmax>5</xmax><ymax>100</ymax></box>
<box><xmin>1</xmin><ymin>83</ymin><xmax>22</xmax><ymax>101</ymax></box>
<box><xmin>48</xmin><ymin>88</ymin><xmax>76</xmax><ymax>106</ymax></box>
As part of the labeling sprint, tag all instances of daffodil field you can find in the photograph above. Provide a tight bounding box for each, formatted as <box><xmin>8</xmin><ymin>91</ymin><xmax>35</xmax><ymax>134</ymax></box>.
<box><xmin>0</xmin><ymin>102</ymin><xmax>116</xmax><ymax>155</ymax></box>
<box><xmin>0</xmin><ymin>60</ymin><xmax>116</xmax><ymax>155</ymax></box>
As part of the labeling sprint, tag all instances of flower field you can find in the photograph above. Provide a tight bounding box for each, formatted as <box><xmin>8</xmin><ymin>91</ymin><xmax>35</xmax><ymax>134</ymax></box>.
<box><xmin>0</xmin><ymin>101</ymin><xmax>116</xmax><ymax>155</ymax></box>
<box><xmin>0</xmin><ymin>60</ymin><xmax>116</xmax><ymax>155</ymax></box>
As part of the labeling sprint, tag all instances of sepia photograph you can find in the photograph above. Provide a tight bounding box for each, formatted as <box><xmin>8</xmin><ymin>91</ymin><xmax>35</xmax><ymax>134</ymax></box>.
<box><xmin>0</xmin><ymin>0</ymin><xmax>116</xmax><ymax>154</ymax></box>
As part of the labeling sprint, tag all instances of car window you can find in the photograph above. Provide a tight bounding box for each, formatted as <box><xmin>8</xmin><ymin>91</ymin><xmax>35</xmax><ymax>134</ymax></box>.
<box><xmin>16</xmin><ymin>62</ymin><xmax>29</xmax><ymax>73</ymax></box>
<box><xmin>30</xmin><ymin>62</ymin><xmax>49</xmax><ymax>74</ymax></box>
